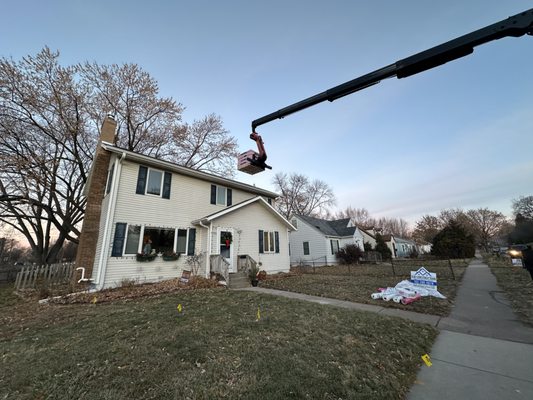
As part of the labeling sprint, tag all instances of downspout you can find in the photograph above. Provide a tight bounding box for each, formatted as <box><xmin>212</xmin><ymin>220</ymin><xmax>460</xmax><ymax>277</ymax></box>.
<box><xmin>198</xmin><ymin>219</ymin><xmax>211</xmax><ymax>278</ymax></box>
<box><xmin>95</xmin><ymin>151</ymin><xmax>125</xmax><ymax>290</ymax></box>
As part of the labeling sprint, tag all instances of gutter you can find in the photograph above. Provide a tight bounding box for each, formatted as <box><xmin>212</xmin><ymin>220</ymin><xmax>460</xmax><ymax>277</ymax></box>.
<box><xmin>197</xmin><ymin>219</ymin><xmax>211</xmax><ymax>278</ymax></box>
<box><xmin>94</xmin><ymin>151</ymin><xmax>125</xmax><ymax>290</ymax></box>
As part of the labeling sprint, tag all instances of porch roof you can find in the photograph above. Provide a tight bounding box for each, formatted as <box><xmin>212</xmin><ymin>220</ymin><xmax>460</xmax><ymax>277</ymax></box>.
<box><xmin>191</xmin><ymin>196</ymin><xmax>296</xmax><ymax>230</ymax></box>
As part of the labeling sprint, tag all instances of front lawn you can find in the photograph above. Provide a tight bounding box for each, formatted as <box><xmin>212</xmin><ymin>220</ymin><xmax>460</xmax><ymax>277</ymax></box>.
<box><xmin>484</xmin><ymin>255</ymin><xmax>533</xmax><ymax>327</ymax></box>
<box><xmin>261</xmin><ymin>260</ymin><xmax>468</xmax><ymax>316</ymax></box>
<box><xmin>1</xmin><ymin>285</ymin><xmax>437</xmax><ymax>400</ymax></box>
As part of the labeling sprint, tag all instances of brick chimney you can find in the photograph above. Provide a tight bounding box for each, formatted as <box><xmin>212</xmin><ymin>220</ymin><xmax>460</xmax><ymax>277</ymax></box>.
<box><xmin>75</xmin><ymin>116</ymin><xmax>117</xmax><ymax>284</ymax></box>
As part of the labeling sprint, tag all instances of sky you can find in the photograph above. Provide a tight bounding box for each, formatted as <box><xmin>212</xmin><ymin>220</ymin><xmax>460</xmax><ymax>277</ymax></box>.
<box><xmin>1</xmin><ymin>0</ymin><xmax>532</xmax><ymax>228</ymax></box>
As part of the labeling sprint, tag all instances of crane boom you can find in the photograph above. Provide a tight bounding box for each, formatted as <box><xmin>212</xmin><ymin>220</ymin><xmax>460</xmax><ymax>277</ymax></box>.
<box><xmin>251</xmin><ymin>8</ymin><xmax>533</xmax><ymax>131</ymax></box>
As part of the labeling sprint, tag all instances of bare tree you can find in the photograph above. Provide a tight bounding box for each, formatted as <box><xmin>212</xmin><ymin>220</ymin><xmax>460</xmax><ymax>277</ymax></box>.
<box><xmin>0</xmin><ymin>48</ymin><xmax>91</xmax><ymax>264</ymax></box>
<box><xmin>466</xmin><ymin>208</ymin><xmax>508</xmax><ymax>251</ymax></box>
<box><xmin>0</xmin><ymin>48</ymin><xmax>238</xmax><ymax>263</ymax></box>
<box><xmin>272</xmin><ymin>172</ymin><xmax>336</xmax><ymax>219</ymax></box>
<box><xmin>169</xmin><ymin>114</ymin><xmax>238</xmax><ymax>176</ymax></box>
<box><xmin>512</xmin><ymin>195</ymin><xmax>533</xmax><ymax>220</ymax></box>
<box><xmin>375</xmin><ymin>217</ymin><xmax>411</xmax><ymax>238</ymax></box>
<box><xmin>335</xmin><ymin>206</ymin><xmax>372</xmax><ymax>226</ymax></box>
<box><xmin>412</xmin><ymin>215</ymin><xmax>442</xmax><ymax>243</ymax></box>
<box><xmin>81</xmin><ymin>64</ymin><xmax>238</xmax><ymax>177</ymax></box>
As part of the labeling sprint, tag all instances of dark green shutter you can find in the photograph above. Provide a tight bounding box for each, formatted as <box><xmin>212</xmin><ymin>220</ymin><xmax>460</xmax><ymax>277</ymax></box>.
<box><xmin>187</xmin><ymin>228</ymin><xmax>196</xmax><ymax>255</ymax></box>
<box><xmin>162</xmin><ymin>172</ymin><xmax>172</xmax><ymax>199</ymax></box>
<box><xmin>210</xmin><ymin>185</ymin><xmax>216</xmax><ymax>204</ymax></box>
<box><xmin>111</xmin><ymin>223</ymin><xmax>127</xmax><ymax>257</ymax></box>
<box><xmin>259</xmin><ymin>230</ymin><xmax>264</xmax><ymax>253</ymax></box>
<box><xmin>275</xmin><ymin>231</ymin><xmax>279</xmax><ymax>253</ymax></box>
<box><xmin>227</xmin><ymin>188</ymin><xmax>232</xmax><ymax>206</ymax></box>
<box><xmin>330</xmin><ymin>240</ymin><xmax>334</xmax><ymax>255</ymax></box>
<box><xmin>136</xmin><ymin>166</ymin><xmax>148</xmax><ymax>194</ymax></box>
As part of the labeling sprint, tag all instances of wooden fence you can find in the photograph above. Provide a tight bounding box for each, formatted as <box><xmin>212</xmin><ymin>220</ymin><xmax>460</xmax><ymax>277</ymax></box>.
<box><xmin>14</xmin><ymin>262</ymin><xmax>76</xmax><ymax>291</ymax></box>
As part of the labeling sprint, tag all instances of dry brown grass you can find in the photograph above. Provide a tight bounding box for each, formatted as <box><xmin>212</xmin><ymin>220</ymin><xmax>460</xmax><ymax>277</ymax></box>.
<box><xmin>262</xmin><ymin>259</ymin><xmax>468</xmax><ymax>316</ymax></box>
<box><xmin>0</xmin><ymin>284</ymin><xmax>437</xmax><ymax>400</ymax></box>
<box><xmin>485</xmin><ymin>255</ymin><xmax>533</xmax><ymax>327</ymax></box>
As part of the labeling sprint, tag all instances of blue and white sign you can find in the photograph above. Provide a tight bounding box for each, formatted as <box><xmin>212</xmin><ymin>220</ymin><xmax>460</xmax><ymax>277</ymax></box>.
<box><xmin>411</xmin><ymin>267</ymin><xmax>437</xmax><ymax>290</ymax></box>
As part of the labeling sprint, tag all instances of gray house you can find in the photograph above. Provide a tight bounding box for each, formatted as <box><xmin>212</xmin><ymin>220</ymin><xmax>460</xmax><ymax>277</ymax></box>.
<box><xmin>289</xmin><ymin>215</ymin><xmax>367</xmax><ymax>266</ymax></box>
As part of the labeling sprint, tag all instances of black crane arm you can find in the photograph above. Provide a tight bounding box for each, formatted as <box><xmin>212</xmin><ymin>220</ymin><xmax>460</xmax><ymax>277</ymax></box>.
<box><xmin>251</xmin><ymin>8</ymin><xmax>533</xmax><ymax>131</ymax></box>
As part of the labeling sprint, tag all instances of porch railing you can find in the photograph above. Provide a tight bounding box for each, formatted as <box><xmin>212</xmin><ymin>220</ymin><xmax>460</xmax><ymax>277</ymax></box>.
<box><xmin>210</xmin><ymin>255</ymin><xmax>230</xmax><ymax>282</ymax></box>
<box><xmin>237</xmin><ymin>254</ymin><xmax>258</xmax><ymax>273</ymax></box>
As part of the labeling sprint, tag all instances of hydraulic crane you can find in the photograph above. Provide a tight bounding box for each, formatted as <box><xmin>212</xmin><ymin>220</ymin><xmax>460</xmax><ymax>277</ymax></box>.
<box><xmin>237</xmin><ymin>8</ymin><xmax>533</xmax><ymax>175</ymax></box>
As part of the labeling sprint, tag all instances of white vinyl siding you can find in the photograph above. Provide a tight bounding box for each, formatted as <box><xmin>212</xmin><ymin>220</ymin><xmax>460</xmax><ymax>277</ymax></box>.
<box><xmin>99</xmin><ymin>160</ymin><xmax>280</xmax><ymax>287</ymax></box>
<box><xmin>288</xmin><ymin>216</ymin><xmax>366</xmax><ymax>266</ymax></box>
<box><xmin>288</xmin><ymin>216</ymin><xmax>329</xmax><ymax>265</ymax></box>
<box><xmin>213</xmin><ymin>202</ymin><xmax>290</xmax><ymax>275</ymax></box>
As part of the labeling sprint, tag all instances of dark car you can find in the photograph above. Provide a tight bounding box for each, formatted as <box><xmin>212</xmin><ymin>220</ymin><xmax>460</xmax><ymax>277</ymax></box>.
<box><xmin>507</xmin><ymin>244</ymin><xmax>527</xmax><ymax>258</ymax></box>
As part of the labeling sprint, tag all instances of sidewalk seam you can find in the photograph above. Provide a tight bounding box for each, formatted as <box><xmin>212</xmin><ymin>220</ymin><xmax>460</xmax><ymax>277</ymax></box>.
<box><xmin>431</xmin><ymin>357</ymin><xmax>533</xmax><ymax>384</ymax></box>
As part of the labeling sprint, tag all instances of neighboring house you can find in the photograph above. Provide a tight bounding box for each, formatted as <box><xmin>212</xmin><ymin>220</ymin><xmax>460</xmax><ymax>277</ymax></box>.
<box><xmin>76</xmin><ymin>116</ymin><xmax>295</xmax><ymax>290</ymax></box>
<box><xmin>289</xmin><ymin>215</ymin><xmax>367</xmax><ymax>266</ymax></box>
<box><xmin>358</xmin><ymin>226</ymin><xmax>377</xmax><ymax>249</ymax></box>
<box><xmin>393</xmin><ymin>236</ymin><xmax>418</xmax><ymax>258</ymax></box>
<box><xmin>416</xmin><ymin>241</ymin><xmax>432</xmax><ymax>255</ymax></box>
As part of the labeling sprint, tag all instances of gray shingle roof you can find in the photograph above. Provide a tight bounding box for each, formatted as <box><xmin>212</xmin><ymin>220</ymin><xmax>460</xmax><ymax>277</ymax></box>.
<box><xmin>297</xmin><ymin>215</ymin><xmax>356</xmax><ymax>237</ymax></box>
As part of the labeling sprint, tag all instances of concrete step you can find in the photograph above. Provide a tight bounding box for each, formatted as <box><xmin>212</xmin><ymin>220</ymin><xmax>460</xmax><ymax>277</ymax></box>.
<box><xmin>229</xmin><ymin>272</ymin><xmax>251</xmax><ymax>289</ymax></box>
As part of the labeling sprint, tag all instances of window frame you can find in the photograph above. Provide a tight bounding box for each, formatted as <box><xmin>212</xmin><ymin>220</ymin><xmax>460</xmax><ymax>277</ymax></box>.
<box><xmin>330</xmin><ymin>239</ymin><xmax>340</xmax><ymax>255</ymax></box>
<box><xmin>145</xmin><ymin>167</ymin><xmax>165</xmax><ymax>197</ymax></box>
<box><xmin>176</xmin><ymin>229</ymin><xmax>188</xmax><ymax>254</ymax></box>
<box><xmin>262</xmin><ymin>231</ymin><xmax>276</xmax><ymax>253</ymax></box>
<box><xmin>303</xmin><ymin>241</ymin><xmax>310</xmax><ymax>256</ymax></box>
<box><xmin>123</xmin><ymin>224</ymin><xmax>142</xmax><ymax>255</ymax></box>
<box><xmin>216</xmin><ymin>185</ymin><xmax>227</xmax><ymax>206</ymax></box>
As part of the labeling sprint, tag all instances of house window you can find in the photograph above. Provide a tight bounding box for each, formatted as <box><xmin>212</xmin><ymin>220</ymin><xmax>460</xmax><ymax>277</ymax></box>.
<box><xmin>105</xmin><ymin>163</ymin><xmax>114</xmax><ymax>195</ymax></box>
<box><xmin>136</xmin><ymin>166</ymin><xmax>171</xmax><ymax>199</ymax></box>
<box><xmin>143</xmin><ymin>227</ymin><xmax>175</xmax><ymax>254</ymax></box>
<box><xmin>263</xmin><ymin>231</ymin><xmax>275</xmax><ymax>253</ymax></box>
<box><xmin>330</xmin><ymin>240</ymin><xmax>339</xmax><ymax>255</ymax></box>
<box><xmin>146</xmin><ymin>169</ymin><xmax>163</xmax><ymax>196</ymax></box>
<box><xmin>217</xmin><ymin>186</ymin><xmax>226</xmax><ymax>205</ymax></box>
<box><xmin>210</xmin><ymin>184</ymin><xmax>232</xmax><ymax>206</ymax></box>
<box><xmin>259</xmin><ymin>230</ymin><xmax>279</xmax><ymax>254</ymax></box>
<box><xmin>291</xmin><ymin>218</ymin><xmax>298</xmax><ymax>228</ymax></box>
<box><xmin>176</xmin><ymin>229</ymin><xmax>188</xmax><ymax>254</ymax></box>
<box><xmin>124</xmin><ymin>225</ymin><xmax>141</xmax><ymax>254</ymax></box>
<box><xmin>303</xmin><ymin>241</ymin><xmax>310</xmax><ymax>255</ymax></box>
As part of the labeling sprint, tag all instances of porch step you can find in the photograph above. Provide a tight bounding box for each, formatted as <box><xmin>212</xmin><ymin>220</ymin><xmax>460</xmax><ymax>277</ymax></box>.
<box><xmin>228</xmin><ymin>272</ymin><xmax>250</xmax><ymax>289</ymax></box>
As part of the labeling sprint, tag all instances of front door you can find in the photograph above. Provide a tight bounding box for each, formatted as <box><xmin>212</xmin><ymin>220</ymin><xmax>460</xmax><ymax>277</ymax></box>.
<box><xmin>219</xmin><ymin>230</ymin><xmax>234</xmax><ymax>272</ymax></box>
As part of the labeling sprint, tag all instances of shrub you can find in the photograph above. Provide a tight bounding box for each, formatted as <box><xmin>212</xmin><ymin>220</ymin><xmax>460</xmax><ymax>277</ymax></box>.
<box><xmin>336</xmin><ymin>244</ymin><xmax>363</xmax><ymax>264</ymax></box>
<box><xmin>432</xmin><ymin>220</ymin><xmax>475</xmax><ymax>258</ymax></box>
<box><xmin>375</xmin><ymin>234</ymin><xmax>392</xmax><ymax>260</ymax></box>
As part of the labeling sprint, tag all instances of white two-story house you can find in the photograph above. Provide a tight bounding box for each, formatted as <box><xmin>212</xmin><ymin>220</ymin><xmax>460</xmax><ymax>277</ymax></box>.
<box><xmin>76</xmin><ymin>116</ymin><xmax>295</xmax><ymax>289</ymax></box>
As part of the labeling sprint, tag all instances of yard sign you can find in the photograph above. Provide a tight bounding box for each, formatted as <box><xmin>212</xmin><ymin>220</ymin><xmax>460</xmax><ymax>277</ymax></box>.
<box><xmin>411</xmin><ymin>267</ymin><xmax>437</xmax><ymax>290</ymax></box>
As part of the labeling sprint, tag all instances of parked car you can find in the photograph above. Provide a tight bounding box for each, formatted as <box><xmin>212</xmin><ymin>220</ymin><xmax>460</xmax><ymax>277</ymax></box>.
<box><xmin>507</xmin><ymin>244</ymin><xmax>527</xmax><ymax>258</ymax></box>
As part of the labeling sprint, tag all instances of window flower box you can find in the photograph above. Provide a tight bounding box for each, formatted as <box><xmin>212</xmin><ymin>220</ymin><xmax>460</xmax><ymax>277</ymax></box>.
<box><xmin>162</xmin><ymin>252</ymin><xmax>180</xmax><ymax>261</ymax></box>
<box><xmin>136</xmin><ymin>253</ymin><xmax>157</xmax><ymax>262</ymax></box>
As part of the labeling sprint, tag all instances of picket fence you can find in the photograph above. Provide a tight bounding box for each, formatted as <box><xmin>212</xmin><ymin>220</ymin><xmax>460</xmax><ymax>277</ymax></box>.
<box><xmin>14</xmin><ymin>262</ymin><xmax>76</xmax><ymax>291</ymax></box>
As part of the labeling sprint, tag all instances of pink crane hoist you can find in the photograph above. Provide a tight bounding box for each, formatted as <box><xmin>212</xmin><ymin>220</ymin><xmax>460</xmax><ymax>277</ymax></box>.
<box><xmin>238</xmin><ymin>8</ymin><xmax>533</xmax><ymax>175</ymax></box>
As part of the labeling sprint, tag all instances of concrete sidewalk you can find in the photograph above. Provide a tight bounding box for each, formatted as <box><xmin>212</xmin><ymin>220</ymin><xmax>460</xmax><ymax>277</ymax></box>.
<box><xmin>238</xmin><ymin>256</ymin><xmax>533</xmax><ymax>399</ymax></box>
<box><xmin>409</xmin><ymin>257</ymin><xmax>533</xmax><ymax>399</ymax></box>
